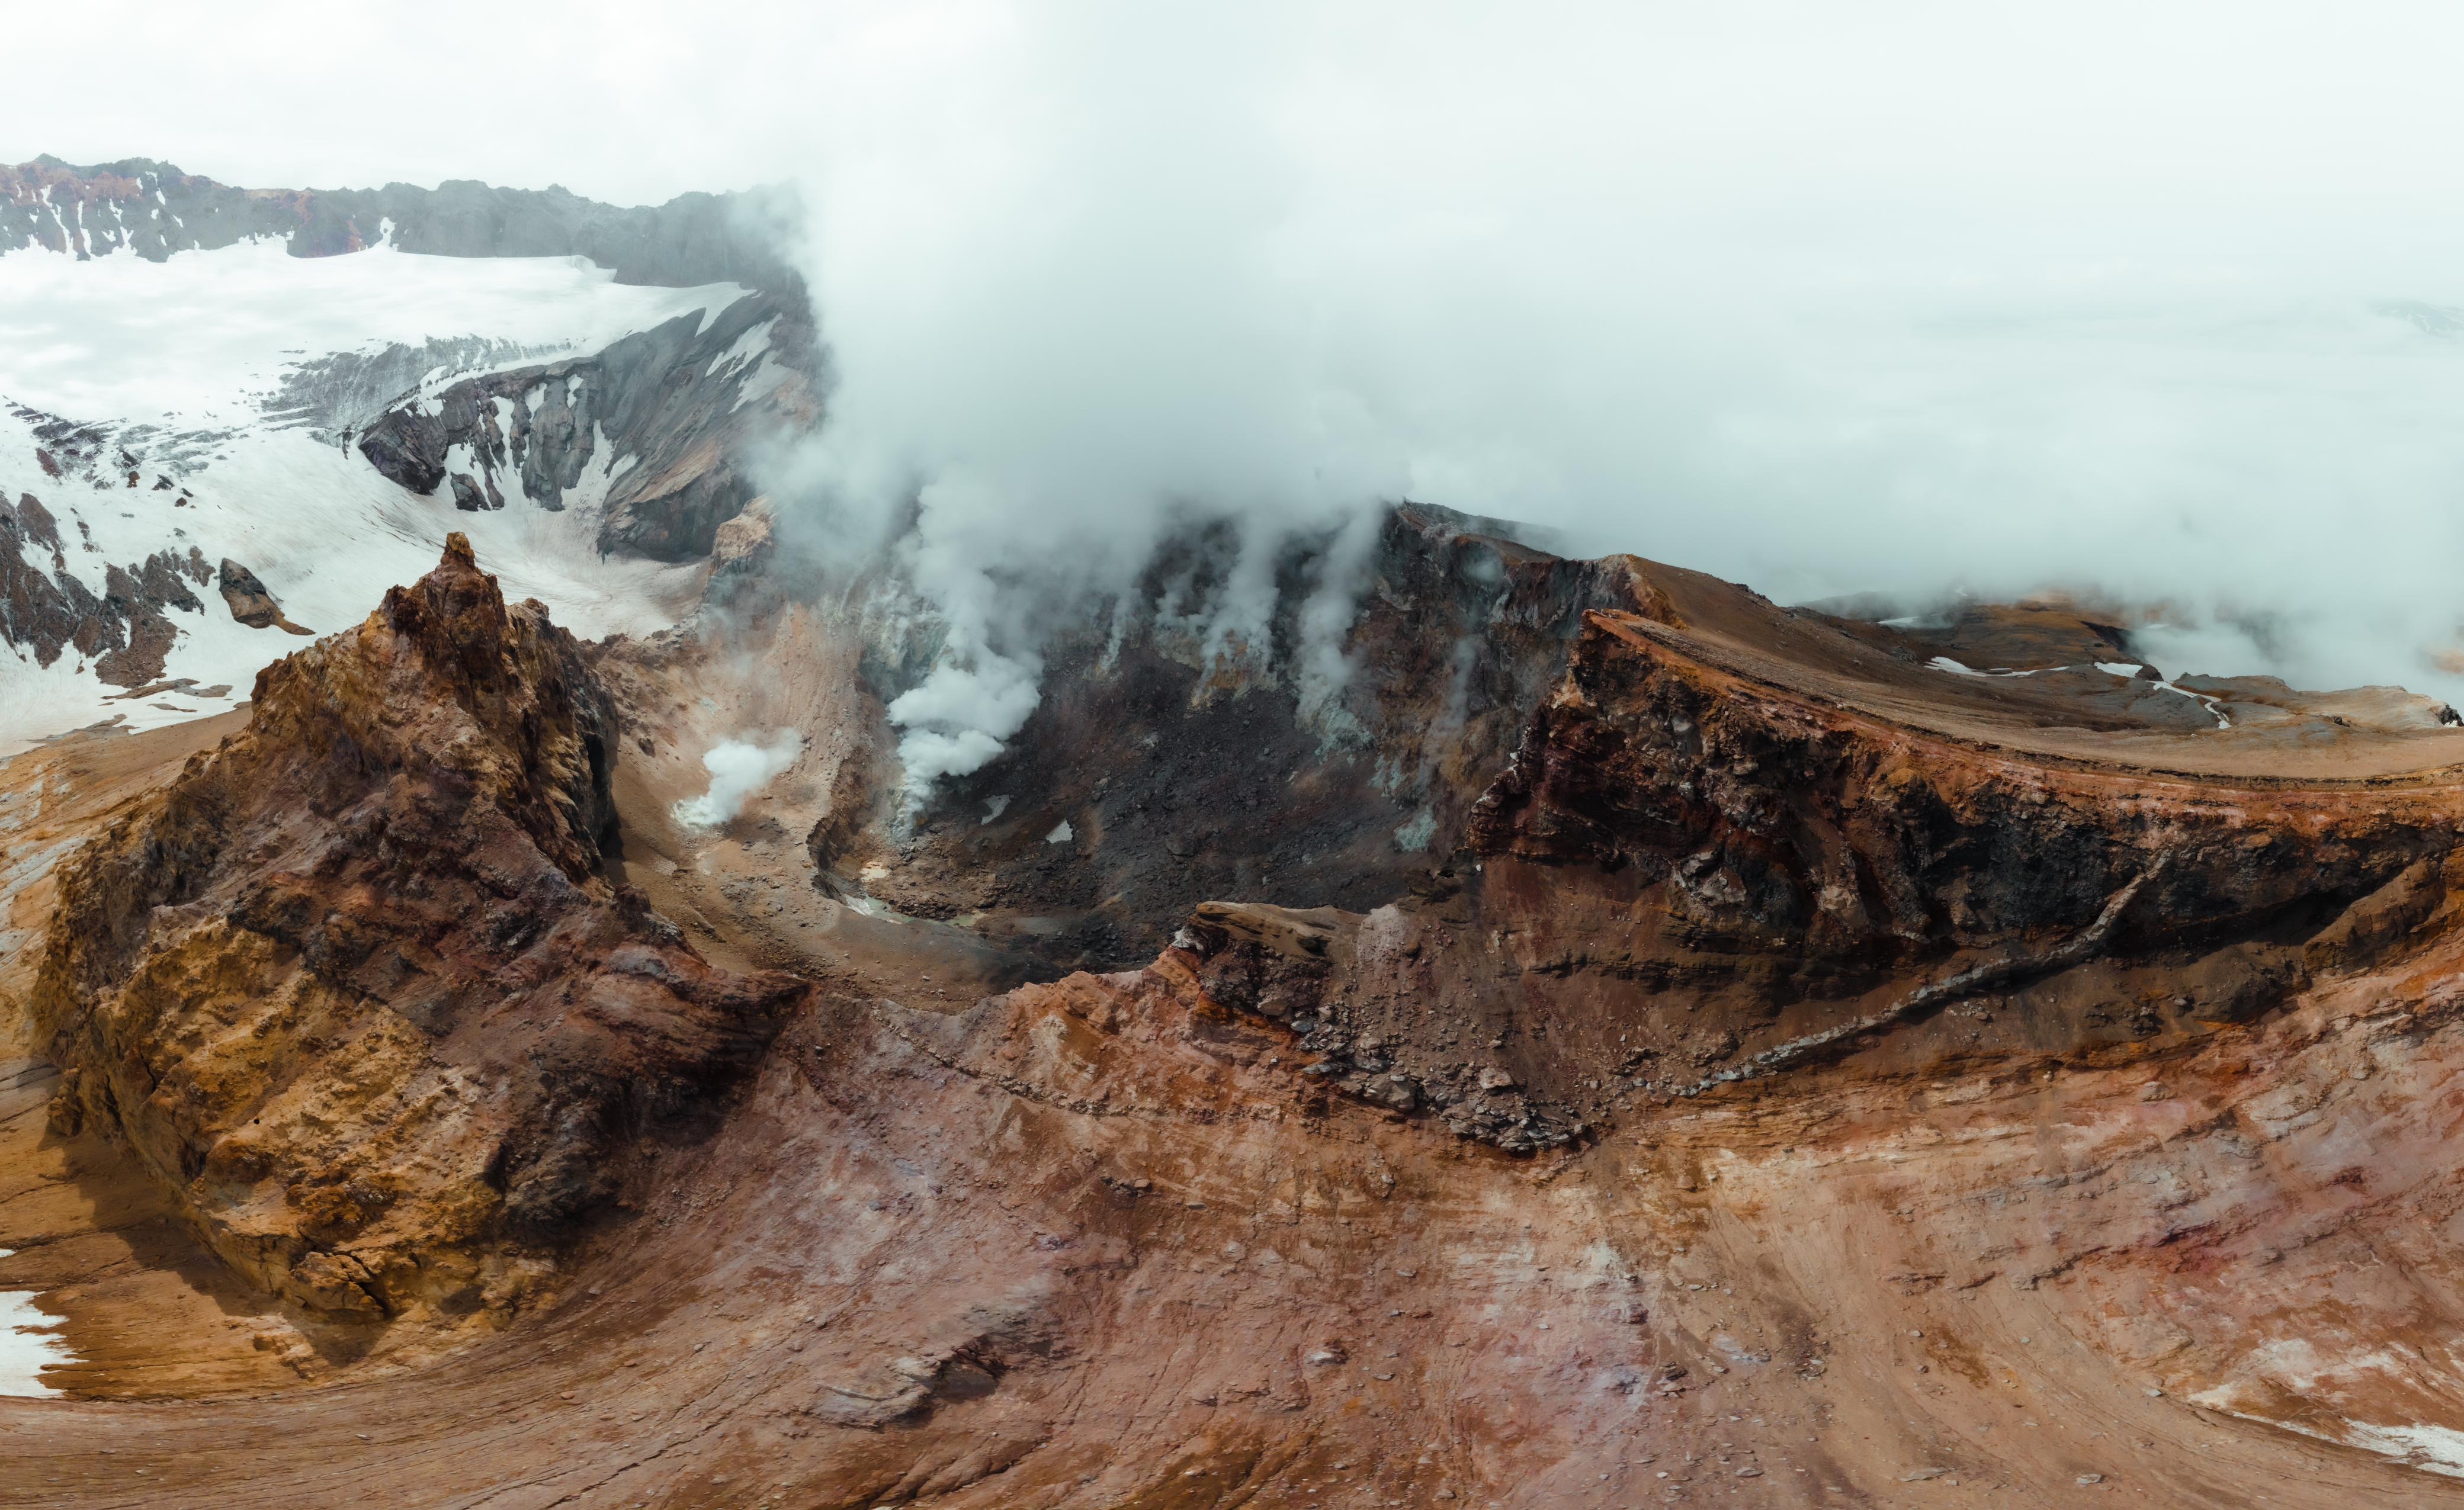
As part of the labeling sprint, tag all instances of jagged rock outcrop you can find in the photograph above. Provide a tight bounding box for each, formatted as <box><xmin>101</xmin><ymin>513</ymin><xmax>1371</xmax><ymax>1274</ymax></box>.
<box><xmin>354</xmin><ymin>293</ymin><xmax>816</xmax><ymax>560</ymax></box>
<box><xmin>30</xmin><ymin>535</ymin><xmax>808</xmax><ymax>1325</ymax></box>
<box><xmin>215</xmin><ymin>557</ymin><xmax>309</xmax><ymax>634</ymax></box>
<box><xmin>1</xmin><ymin>157</ymin><xmax>804</xmax><ymax>295</ymax></box>
<box><xmin>1468</xmin><ymin>609</ymin><xmax>2450</xmax><ymax>958</ymax></box>
<box><xmin>0</xmin><ymin>487</ymin><xmax>210</xmax><ymax>685</ymax></box>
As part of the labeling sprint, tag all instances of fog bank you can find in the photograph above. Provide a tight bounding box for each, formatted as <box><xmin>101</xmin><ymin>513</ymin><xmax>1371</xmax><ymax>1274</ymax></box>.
<box><xmin>37</xmin><ymin>4</ymin><xmax>2464</xmax><ymax>753</ymax></box>
<box><xmin>737</xmin><ymin>3</ymin><xmax>2464</xmax><ymax>786</ymax></box>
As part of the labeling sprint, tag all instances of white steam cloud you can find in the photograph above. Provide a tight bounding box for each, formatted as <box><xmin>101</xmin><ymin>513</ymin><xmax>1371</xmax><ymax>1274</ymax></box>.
<box><xmin>79</xmin><ymin>4</ymin><xmax>2456</xmax><ymax>777</ymax></box>
<box><xmin>674</xmin><ymin>732</ymin><xmax>802</xmax><ymax>828</ymax></box>
<box><xmin>667</xmin><ymin>1</ymin><xmax>2464</xmax><ymax>783</ymax></box>
<box><xmin>50</xmin><ymin>2</ymin><xmax>2464</xmax><ymax>712</ymax></box>
<box><xmin>68</xmin><ymin>4</ymin><xmax>2464</xmax><ymax>771</ymax></box>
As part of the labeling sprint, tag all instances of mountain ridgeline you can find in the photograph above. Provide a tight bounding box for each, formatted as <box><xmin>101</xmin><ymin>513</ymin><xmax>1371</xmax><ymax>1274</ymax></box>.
<box><xmin>0</xmin><ymin>156</ymin><xmax>804</xmax><ymax>297</ymax></box>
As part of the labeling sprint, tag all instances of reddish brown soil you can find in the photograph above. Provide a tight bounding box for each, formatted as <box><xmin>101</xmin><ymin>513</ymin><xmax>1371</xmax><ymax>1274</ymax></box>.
<box><xmin>7</xmin><ymin>524</ymin><xmax>2464</xmax><ymax>1507</ymax></box>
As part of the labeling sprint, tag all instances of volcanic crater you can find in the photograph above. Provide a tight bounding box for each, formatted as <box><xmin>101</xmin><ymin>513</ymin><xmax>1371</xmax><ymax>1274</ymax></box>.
<box><xmin>7</xmin><ymin>506</ymin><xmax>2464</xmax><ymax>1506</ymax></box>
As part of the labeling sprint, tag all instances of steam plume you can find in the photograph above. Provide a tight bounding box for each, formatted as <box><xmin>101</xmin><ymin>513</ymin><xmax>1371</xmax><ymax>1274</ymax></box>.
<box><xmin>739</xmin><ymin>1</ymin><xmax>2464</xmax><ymax>791</ymax></box>
<box><xmin>675</xmin><ymin>732</ymin><xmax>802</xmax><ymax>828</ymax></box>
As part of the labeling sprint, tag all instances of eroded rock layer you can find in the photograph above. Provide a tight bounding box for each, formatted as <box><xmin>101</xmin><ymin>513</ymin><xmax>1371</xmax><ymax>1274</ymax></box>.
<box><xmin>1173</xmin><ymin>606</ymin><xmax>2463</xmax><ymax>1153</ymax></box>
<box><xmin>30</xmin><ymin>535</ymin><xmax>807</xmax><ymax>1327</ymax></box>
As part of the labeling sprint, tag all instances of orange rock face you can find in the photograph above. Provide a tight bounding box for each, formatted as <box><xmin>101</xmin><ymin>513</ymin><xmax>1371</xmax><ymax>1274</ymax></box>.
<box><xmin>30</xmin><ymin>534</ymin><xmax>808</xmax><ymax>1328</ymax></box>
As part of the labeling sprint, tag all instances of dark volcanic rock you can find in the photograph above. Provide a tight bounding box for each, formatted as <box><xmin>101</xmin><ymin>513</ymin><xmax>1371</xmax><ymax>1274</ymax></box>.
<box><xmin>216</xmin><ymin>557</ymin><xmax>295</xmax><ymax>631</ymax></box>
<box><xmin>354</xmin><ymin>294</ymin><xmax>816</xmax><ymax>560</ymax></box>
<box><xmin>1467</xmin><ymin>611</ymin><xmax>2448</xmax><ymax>956</ymax></box>
<box><xmin>33</xmin><ymin>535</ymin><xmax>810</xmax><ymax>1324</ymax></box>
<box><xmin>0</xmin><ymin>487</ymin><xmax>210</xmax><ymax>683</ymax></box>
<box><xmin>356</xmin><ymin>407</ymin><xmax>451</xmax><ymax>494</ymax></box>
<box><xmin>824</xmin><ymin>504</ymin><xmax>1663</xmax><ymax>971</ymax></box>
<box><xmin>0</xmin><ymin>491</ymin><xmax>84</xmax><ymax>663</ymax></box>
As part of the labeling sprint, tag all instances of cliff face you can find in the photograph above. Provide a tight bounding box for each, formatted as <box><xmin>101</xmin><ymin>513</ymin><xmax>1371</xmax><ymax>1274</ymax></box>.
<box><xmin>782</xmin><ymin>506</ymin><xmax>2462</xmax><ymax>1148</ymax></box>
<box><xmin>1175</xmin><ymin>606</ymin><xmax>2459</xmax><ymax>1149</ymax></box>
<box><xmin>808</xmin><ymin>505</ymin><xmax>1671</xmax><ymax>969</ymax></box>
<box><xmin>354</xmin><ymin>291</ymin><xmax>817</xmax><ymax>560</ymax></box>
<box><xmin>1469</xmin><ymin>609</ymin><xmax>2450</xmax><ymax>959</ymax></box>
<box><xmin>30</xmin><ymin>535</ymin><xmax>807</xmax><ymax>1326</ymax></box>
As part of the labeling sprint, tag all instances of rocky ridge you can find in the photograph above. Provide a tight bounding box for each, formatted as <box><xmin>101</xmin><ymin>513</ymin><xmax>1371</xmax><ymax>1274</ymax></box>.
<box><xmin>0</xmin><ymin>157</ymin><xmax>804</xmax><ymax>296</ymax></box>
<box><xmin>355</xmin><ymin>291</ymin><xmax>817</xmax><ymax>560</ymax></box>
<box><xmin>739</xmin><ymin>505</ymin><xmax>2464</xmax><ymax>1155</ymax></box>
<box><xmin>30</xmin><ymin>535</ymin><xmax>807</xmax><ymax>1329</ymax></box>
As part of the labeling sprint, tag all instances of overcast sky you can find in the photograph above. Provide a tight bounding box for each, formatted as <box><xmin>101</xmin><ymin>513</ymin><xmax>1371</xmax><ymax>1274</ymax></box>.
<box><xmin>23</xmin><ymin>2</ymin><xmax>2464</xmax><ymax>695</ymax></box>
<box><xmin>24</xmin><ymin>4</ymin><xmax>2464</xmax><ymax>225</ymax></box>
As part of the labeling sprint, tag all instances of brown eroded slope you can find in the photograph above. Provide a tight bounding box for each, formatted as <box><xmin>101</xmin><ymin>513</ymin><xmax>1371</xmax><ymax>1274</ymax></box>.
<box><xmin>28</xmin><ymin>534</ymin><xmax>807</xmax><ymax>1345</ymax></box>
<box><xmin>0</xmin><ymin>710</ymin><xmax>331</xmax><ymax>1399</ymax></box>
<box><xmin>8</xmin><ymin>515</ymin><xmax>2464</xmax><ymax>1505</ymax></box>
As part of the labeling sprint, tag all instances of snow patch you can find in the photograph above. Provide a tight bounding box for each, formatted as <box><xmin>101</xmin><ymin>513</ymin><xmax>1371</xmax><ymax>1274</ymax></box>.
<box><xmin>1927</xmin><ymin>656</ymin><xmax>2036</xmax><ymax>678</ymax></box>
<box><xmin>2201</xmin><ymin>1400</ymin><xmax>2464</xmax><ymax>1482</ymax></box>
<box><xmin>2151</xmin><ymin>676</ymin><xmax>2233</xmax><ymax>730</ymax></box>
<box><xmin>2343</xmin><ymin>1421</ymin><xmax>2464</xmax><ymax>1477</ymax></box>
<box><xmin>440</xmin><ymin>440</ymin><xmax>479</xmax><ymax>498</ymax></box>
<box><xmin>0</xmin><ymin>240</ymin><xmax>754</xmax><ymax>753</ymax></box>
<box><xmin>2092</xmin><ymin>658</ymin><xmax>2231</xmax><ymax>728</ymax></box>
<box><xmin>1045</xmin><ymin>820</ymin><xmax>1074</xmax><ymax>844</ymax></box>
<box><xmin>731</xmin><ymin>354</ymin><xmax>796</xmax><ymax>414</ymax></box>
<box><xmin>707</xmin><ymin>316</ymin><xmax>777</xmax><ymax>377</ymax></box>
<box><xmin>558</xmin><ymin>423</ymin><xmax>635</xmax><ymax>517</ymax></box>
<box><xmin>487</xmin><ymin>397</ymin><xmax>531</xmax><ymax>506</ymax></box>
<box><xmin>0</xmin><ymin>1273</ymin><xmax>72</xmax><ymax>1397</ymax></box>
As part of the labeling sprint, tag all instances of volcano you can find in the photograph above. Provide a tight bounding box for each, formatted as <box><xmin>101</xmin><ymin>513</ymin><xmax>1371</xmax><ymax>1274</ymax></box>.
<box><xmin>7</xmin><ymin>156</ymin><xmax>2464</xmax><ymax>1509</ymax></box>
